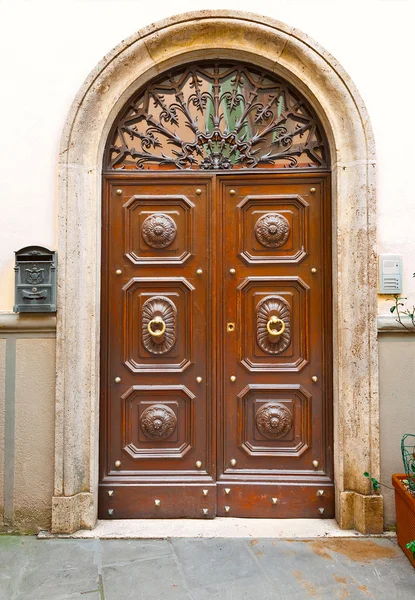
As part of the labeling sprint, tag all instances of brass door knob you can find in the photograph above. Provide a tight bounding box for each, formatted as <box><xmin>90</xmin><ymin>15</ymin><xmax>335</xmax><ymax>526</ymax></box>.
<box><xmin>147</xmin><ymin>316</ymin><xmax>166</xmax><ymax>337</ymax></box>
<box><xmin>267</xmin><ymin>316</ymin><xmax>285</xmax><ymax>336</ymax></box>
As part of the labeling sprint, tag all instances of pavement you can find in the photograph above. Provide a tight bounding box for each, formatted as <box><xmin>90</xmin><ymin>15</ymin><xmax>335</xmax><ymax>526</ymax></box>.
<box><xmin>0</xmin><ymin>535</ymin><xmax>414</xmax><ymax>599</ymax></box>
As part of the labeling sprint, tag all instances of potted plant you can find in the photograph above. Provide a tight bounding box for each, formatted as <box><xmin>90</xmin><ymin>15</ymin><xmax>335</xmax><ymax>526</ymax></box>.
<box><xmin>392</xmin><ymin>434</ymin><xmax>415</xmax><ymax>567</ymax></box>
<box><xmin>364</xmin><ymin>434</ymin><xmax>415</xmax><ymax>567</ymax></box>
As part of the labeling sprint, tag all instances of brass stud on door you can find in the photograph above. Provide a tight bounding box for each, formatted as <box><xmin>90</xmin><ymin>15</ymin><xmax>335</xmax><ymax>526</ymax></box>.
<box><xmin>116</xmin><ymin>189</ymin><xmax>123</xmax><ymax>196</ymax></box>
<box><xmin>310</xmin><ymin>187</ymin><xmax>316</xmax><ymax>194</ymax></box>
<box><xmin>224</xmin><ymin>506</ymin><xmax>230</xmax><ymax>513</ymax></box>
<box><xmin>108</xmin><ymin>508</ymin><xmax>114</xmax><ymax>516</ymax></box>
<box><xmin>202</xmin><ymin>489</ymin><xmax>209</xmax><ymax>496</ymax></box>
<box><xmin>196</xmin><ymin>377</ymin><xmax>203</xmax><ymax>384</ymax></box>
<box><xmin>229</xmin><ymin>268</ymin><xmax>236</xmax><ymax>275</ymax></box>
<box><xmin>224</xmin><ymin>488</ymin><xmax>231</xmax><ymax>495</ymax></box>
<box><xmin>108</xmin><ymin>490</ymin><xmax>114</xmax><ymax>497</ymax></box>
<box><xmin>318</xmin><ymin>507</ymin><xmax>325</xmax><ymax>514</ymax></box>
<box><xmin>312</xmin><ymin>460</ymin><xmax>319</xmax><ymax>468</ymax></box>
<box><xmin>196</xmin><ymin>189</ymin><xmax>202</xmax><ymax>195</ymax></box>
<box><xmin>317</xmin><ymin>490</ymin><xmax>325</xmax><ymax>496</ymax></box>
<box><xmin>230</xmin><ymin>375</ymin><xmax>236</xmax><ymax>383</ymax></box>
<box><xmin>196</xmin><ymin>269</ymin><xmax>203</xmax><ymax>276</ymax></box>
<box><xmin>115</xmin><ymin>377</ymin><xmax>121</xmax><ymax>383</ymax></box>
<box><xmin>115</xmin><ymin>460</ymin><xmax>121</xmax><ymax>468</ymax></box>
<box><xmin>203</xmin><ymin>508</ymin><xmax>209</xmax><ymax>515</ymax></box>
<box><xmin>230</xmin><ymin>189</ymin><xmax>236</xmax><ymax>195</ymax></box>
<box><xmin>271</xmin><ymin>497</ymin><xmax>278</xmax><ymax>504</ymax></box>
<box><xmin>155</xmin><ymin>499</ymin><xmax>161</xmax><ymax>507</ymax></box>
<box><xmin>196</xmin><ymin>461</ymin><xmax>202</xmax><ymax>469</ymax></box>
<box><xmin>230</xmin><ymin>458</ymin><xmax>236</xmax><ymax>467</ymax></box>
<box><xmin>311</xmin><ymin>376</ymin><xmax>318</xmax><ymax>383</ymax></box>
<box><xmin>115</xmin><ymin>269</ymin><xmax>122</xmax><ymax>276</ymax></box>
<box><xmin>311</xmin><ymin>268</ymin><xmax>317</xmax><ymax>274</ymax></box>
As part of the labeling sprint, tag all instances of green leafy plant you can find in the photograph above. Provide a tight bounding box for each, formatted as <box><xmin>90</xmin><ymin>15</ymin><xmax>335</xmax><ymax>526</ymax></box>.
<box><xmin>389</xmin><ymin>273</ymin><xmax>415</xmax><ymax>331</ymax></box>
<box><xmin>407</xmin><ymin>540</ymin><xmax>415</xmax><ymax>558</ymax></box>
<box><xmin>363</xmin><ymin>472</ymin><xmax>393</xmax><ymax>493</ymax></box>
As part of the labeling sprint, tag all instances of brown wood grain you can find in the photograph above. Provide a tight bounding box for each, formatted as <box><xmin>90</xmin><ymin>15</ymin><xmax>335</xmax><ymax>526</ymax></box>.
<box><xmin>99</xmin><ymin>172</ymin><xmax>333</xmax><ymax>519</ymax></box>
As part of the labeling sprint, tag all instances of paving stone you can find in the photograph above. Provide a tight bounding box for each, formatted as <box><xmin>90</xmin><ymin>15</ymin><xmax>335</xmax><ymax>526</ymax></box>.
<box><xmin>189</xmin><ymin>574</ymin><xmax>283</xmax><ymax>600</ymax></box>
<box><xmin>101</xmin><ymin>539</ymin><xmax>173</xmax><ymax>566</ymax></box>
<box><xmin>101</xmin><ymin>553</ymin><xmax>192</xmax><ymax>600</ymax></box>
<box><xmin>246</xmin><ymin>539</ymin><xmax>349</xmax><ymax>597</ymax></box>
<box><xmin>172</xmin><ymin>538</ymin><xmax>258</xmax><ymax>588</ymax></box>
<box><xmin>1</xmin><ymin>535</ymin><xmax>414</xmax><ymax>600</ymax></box>
<box><xmin>0</xmin><ymin>537</ymin><xmax>99</xmax><ymax>600</ymax></box>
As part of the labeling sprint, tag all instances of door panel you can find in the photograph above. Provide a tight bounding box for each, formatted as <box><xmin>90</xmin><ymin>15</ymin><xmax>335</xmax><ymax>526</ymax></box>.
<box><xmin>218</xmin><ymin>175</ymin><xmax>333</xmax><ymax>518</ymax></box>
<box><xmin>99</xmin><ymin>177</ymin><xmax>215</xmax><ymax>519</ymax></box>
<box><xmin>100</xmin><ymin>172</ymin><xmax>333</xmax><ymax>520</ymax></box>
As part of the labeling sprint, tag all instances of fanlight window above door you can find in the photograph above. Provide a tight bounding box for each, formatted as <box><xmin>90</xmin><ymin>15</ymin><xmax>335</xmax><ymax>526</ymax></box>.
<box><xmin>105</xmin><ymin>61</ymin><xmax>329</xmax><ymax>171</ymax></box>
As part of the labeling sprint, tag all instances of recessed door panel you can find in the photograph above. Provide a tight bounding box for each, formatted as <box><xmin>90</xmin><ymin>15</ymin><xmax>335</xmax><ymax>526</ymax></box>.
<box><xmin>238</xmin><ymin>277</ymin><xmax>309</xmax><ymax>371</ymax></box>
<box><xmin>237</xmin><ymin>194</ymin><xmax>309</xmax><ymax>264</ymax></box>
<box><xmin>124</xmin><ymin>194</ymin><xmax>195</xmax><ymax>265</ymax></box>
<box><xmin>123</xmin><ymin>277</ymin><xmax>194</xmax><ymax>372</ymax></box>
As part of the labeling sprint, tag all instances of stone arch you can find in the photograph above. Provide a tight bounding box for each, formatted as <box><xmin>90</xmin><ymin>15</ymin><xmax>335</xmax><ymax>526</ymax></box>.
<box><xmin>52</xmin><ymin>11</ymin><xmax>380</xmax><ymax>533</ymax></box>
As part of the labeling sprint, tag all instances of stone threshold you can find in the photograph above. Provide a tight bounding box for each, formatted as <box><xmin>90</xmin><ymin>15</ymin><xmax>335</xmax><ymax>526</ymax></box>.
<box><xmin>38</xmin><ymin>518</ymin><xmax>396</xmax><ymax>540</ymax></box>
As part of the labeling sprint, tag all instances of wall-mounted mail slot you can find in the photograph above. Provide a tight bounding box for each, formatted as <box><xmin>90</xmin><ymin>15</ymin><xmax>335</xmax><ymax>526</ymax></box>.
<box><xmin>13</xmin><ymin>246</ymin><xmax>57</xmax><ymax>313</ymax></box>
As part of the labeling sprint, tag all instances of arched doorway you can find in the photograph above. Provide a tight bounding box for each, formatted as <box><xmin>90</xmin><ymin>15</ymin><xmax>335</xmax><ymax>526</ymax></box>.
<box><xmin>52</xmin><ymin>12</ymin><xmax>381</xmax><ymax>533</ymax></box>
<box><xmin>99</xmin><ymin>61</ymin><xmax>333</xmax><ymax>518</ymax></box>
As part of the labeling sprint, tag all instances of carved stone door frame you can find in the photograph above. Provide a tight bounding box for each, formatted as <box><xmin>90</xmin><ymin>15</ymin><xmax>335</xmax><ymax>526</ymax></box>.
<box><xmin>52</xmin><ymin>11</ymin><xmax>381</xmax><ymax>533</ymax></box>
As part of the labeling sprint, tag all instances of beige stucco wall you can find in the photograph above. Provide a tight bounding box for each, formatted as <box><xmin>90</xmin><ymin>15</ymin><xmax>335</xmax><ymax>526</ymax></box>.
<box><xmin>0</xmin><ymin>339</ymin><xmax>6</xmax><ymax>525</ymax></box>
<box><xmin>13</xmin><ymin>339</ymin><xmax>56</xmax><ymax>530</ymax></box>
<box><xmin>0</xmin><ymin>322</ymin><xmax>56</xmax><ymax>533</ymax></box>
<box><xmin>379</xmin><ymin>333</ymin><xmax>415</xmax><ymax>527</ymax></box>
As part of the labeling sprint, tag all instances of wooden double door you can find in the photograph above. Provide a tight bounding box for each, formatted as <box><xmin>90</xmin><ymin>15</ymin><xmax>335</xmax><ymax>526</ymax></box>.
<box><xmin>99</xmin><ymin>172</ymin><xmax>334</xmax><ymax>519</ymax></box>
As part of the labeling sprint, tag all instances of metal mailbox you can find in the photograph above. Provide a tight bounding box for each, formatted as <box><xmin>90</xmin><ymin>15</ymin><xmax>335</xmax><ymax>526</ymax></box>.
<box><xmin>13</xmin><ymin>246</ymin><xmax>57</xmax><ymax>313</ymax></box>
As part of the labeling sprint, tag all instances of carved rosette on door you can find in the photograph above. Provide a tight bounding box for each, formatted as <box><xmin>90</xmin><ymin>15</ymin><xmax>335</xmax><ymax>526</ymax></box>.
<box><xmin>256</xmin><ymin>295</ymin><xmax>291</xmax><ymax>354</ymax></box>
<box><xmin>255</xmin><ymin>402</ymin><xmax>293</xmax><ymax>440</ymax></box>
<box><xmin>140</xmin><ymin>404</ymin><xmax>178</xmax><ymax>441</ymax></box>
<box><xmin>254</xmin><ymin>213</ymin><xmax>290</xmax><ymax>248</ymax></box>
<box><xmin>142</xmin><ymin>295</ymin><xmax>177</xmax><ymax>355</ymax></box>
<box><xmin>141</xmin><ymin>213</ymin><xmax>177</xmax><ymax>249</ymax></box>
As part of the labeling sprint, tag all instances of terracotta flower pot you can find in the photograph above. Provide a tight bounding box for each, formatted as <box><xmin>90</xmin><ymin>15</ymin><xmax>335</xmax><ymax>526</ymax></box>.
<box><xmin>392</xmin><ymin>474</ymin><xmax>415</xmax><ymax>567</ymax></box>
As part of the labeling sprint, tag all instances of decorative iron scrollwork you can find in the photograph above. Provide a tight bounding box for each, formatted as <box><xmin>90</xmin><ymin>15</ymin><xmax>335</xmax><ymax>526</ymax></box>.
<box><xmin>141</xmin><ymin>213</ymin><xmax>177</xmax><ymax>248</ymax></box>
<box><xmin>105</xmin><ymin>61</ymin><xmax>328</xmax><ymax>171</ymax></box>
<box><xmin>256</xmin><ymin>295</ymin><xmax>291</xmax><ymax>354</ymax></box>
<box><xmin>255</xmin><ymin>213</ymin><xmax>290</xmax><ymax>248</ymax></box>
<box><xmin>142</xmin><ymin>296</ymin><xmax>176</xmax><ymax>354</ymax></box>
<box><xmin>255</xmin><ymin>402</ymin><xmax>293</xmax><ymax>439</ymax></box>
<box><xmin>140</xmin><ymin>404</ymin><xmax>177</xmax><ymax>440</ymax></box>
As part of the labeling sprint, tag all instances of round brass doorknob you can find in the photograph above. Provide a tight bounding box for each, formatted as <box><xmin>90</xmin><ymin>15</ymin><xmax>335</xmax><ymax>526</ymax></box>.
<box><xmin>147</xmin><ymin>316</ymin><xmax>166</xmax><ymax>337</ymax></box>
<box><xmin>266</xmin><ymin>316</ymin><xmax>285</xmax><ymax>336</ymax></box>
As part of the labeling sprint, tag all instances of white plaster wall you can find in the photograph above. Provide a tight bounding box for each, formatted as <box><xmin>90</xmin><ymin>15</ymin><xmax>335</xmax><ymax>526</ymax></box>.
<box><xmin>0</xmin><ymin>0</ymin><xmax>414</xmax><ymax>311</ymax></box>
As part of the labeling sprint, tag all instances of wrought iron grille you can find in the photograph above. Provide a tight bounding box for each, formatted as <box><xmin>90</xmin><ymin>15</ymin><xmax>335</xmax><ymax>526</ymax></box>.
<box><xmin>105</xmin><ymin>62</ymin><xmax>329</xmax><ymax>171</ymax></box>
